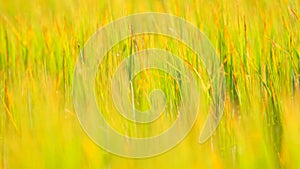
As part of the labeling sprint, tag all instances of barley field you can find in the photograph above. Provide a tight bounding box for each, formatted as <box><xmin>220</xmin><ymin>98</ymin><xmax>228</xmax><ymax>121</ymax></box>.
<box><xmin>0</xmin><ymin>0</ymin><xmax>300</xmax><ymax>168</ymax></box>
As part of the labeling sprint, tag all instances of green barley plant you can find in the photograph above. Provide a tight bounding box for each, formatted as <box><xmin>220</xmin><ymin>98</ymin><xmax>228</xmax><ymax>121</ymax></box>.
<box><xmin>0</xmin><ymin>0</ymin><xmax>299</xmax><ymax>168</ymax></box>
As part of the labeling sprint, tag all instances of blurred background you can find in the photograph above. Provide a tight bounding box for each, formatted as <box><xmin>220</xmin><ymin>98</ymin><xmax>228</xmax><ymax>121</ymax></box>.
<box><xmin>0</xmin><ymin>0</ymin><xmax>299</xmax><ymax>168</ymax></box>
